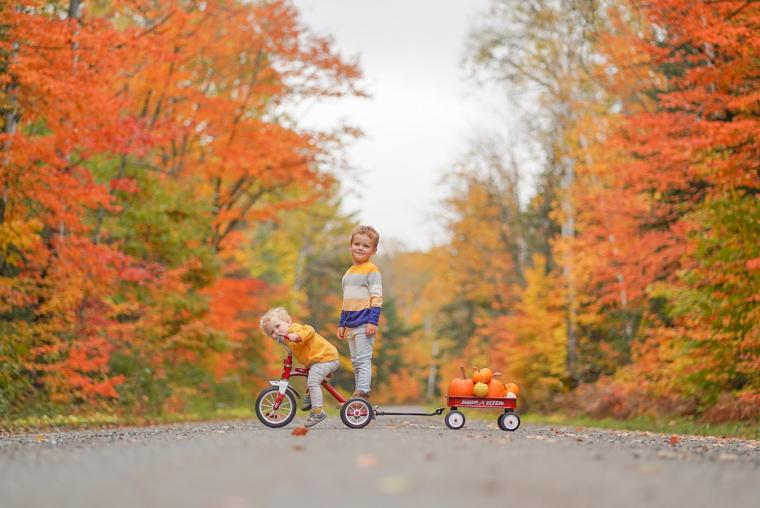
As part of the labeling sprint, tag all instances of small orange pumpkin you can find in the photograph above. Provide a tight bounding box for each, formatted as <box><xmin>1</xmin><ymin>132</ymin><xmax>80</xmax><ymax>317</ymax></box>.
<box><xmin>486</xmin><ymin>372</ymin><xmax>506</xmax><ymax>398</ymax></box>
<box><xmin>472</xmin><ymin>366</ymin><xmax>493</xmax><ymax>384</ymax></box>
<box><xmin>505</xmin><ymin>382</ymin><xmax>520</xmax><ymax>396</ymax></box>
<box><xmin>447</xmin><ymin>366</ymin><xmax>474</xmax><ymax>397</ymax></box>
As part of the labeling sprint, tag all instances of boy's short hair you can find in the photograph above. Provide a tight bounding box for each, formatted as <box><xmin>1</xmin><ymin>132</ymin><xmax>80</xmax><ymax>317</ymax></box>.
<box><xmin>350</xmin><ymin>225</ymin><xmax>380</xmax><ymax>249</ymax></box>
<box><xmin>260</xmin><ymin>307</ymin><xmax>291</xmax><ymax>335</ymax></box>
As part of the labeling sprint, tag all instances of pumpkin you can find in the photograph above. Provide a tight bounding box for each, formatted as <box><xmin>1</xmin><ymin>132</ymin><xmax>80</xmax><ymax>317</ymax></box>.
<box><xmin>505</xmin><ymin>382</ymin><xmax>520</xmax><ymax>396</ymax></box>
<box><xmin>486</xmin><ymin>372</ymin><xmax>506</xmax><ymax>398</ymax></box>
<box><xmin>472</xmin><ymin>366</ymin><xmax>493</xmax><ymax>384</ymax></box>
<box><xmin>447</xmin><ymin>366</ymin><xmax>474</xmax><ymax>397</ymax></box>
<box><xmin>473</xmin><ymin>382</ymin><xmax>489</xmax><ymax>397</ymax></box>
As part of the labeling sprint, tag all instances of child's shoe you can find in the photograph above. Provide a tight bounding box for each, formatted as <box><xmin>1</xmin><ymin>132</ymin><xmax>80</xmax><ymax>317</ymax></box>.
<box><xmin>352</xmin><ymin>390</ymin><xmax>370</xmax><ymax>400</ymax></box>
<box><xmin>301</xmin><ymin>393</ymin><xmax>312</xmax><ymax>411</ymax></box>
<box><xmin>304</xmin><ymin>409</ymin><xmax>327</xmax><ymax>428</ymax></box>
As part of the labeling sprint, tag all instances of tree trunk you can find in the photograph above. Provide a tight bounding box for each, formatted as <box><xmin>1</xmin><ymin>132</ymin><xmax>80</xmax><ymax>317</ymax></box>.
<box><xmin>68</xmin><ymin>0</ymin><xmax>82</xmax><ymax>20</ymax></box>
<box><xmin>561</xmin><ymin>154</ymin><xmax>577</xmax><ymax>384</ymax></box>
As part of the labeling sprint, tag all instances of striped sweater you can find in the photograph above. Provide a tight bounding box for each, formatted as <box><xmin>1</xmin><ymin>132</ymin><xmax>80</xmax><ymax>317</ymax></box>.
<box><xmin>339</xmin><ymin>261</ymin><xmax>383</xmax><ymax>327</ymax></box>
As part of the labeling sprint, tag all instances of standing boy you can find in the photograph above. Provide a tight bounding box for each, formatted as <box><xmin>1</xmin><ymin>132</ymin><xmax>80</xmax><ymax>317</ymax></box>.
<box><xmin>337</xmin><ymin>225</ymin><xmax>382</xmax><ymax>400</ymax></box>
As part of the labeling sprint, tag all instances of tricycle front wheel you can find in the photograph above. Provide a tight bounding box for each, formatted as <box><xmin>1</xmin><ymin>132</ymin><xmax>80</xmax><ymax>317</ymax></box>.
<box><xmin>255</xmin><ymin>386</ymin><xmax>296</xmax><ymax>428</ymax></box>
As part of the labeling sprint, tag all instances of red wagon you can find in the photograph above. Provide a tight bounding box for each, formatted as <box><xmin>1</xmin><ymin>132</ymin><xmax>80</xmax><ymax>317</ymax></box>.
<box><xmin>444</xmin><ymin>394</ymin><xmax>520</xmax><ymax>431</ymax></box>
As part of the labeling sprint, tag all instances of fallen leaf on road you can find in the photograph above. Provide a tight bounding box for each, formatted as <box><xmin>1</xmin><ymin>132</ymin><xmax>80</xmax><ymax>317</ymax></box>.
<box><xmin>291</xmin><ymin>427</ymin><xmax>309</xmax><ymax>436</ymax></box>
<box><xmin>355</xmin><ymin>453</ymin><xmax>378</xmax><ymax>468</ymax></box>
<box><xmin>668</xmin><ymin>435</ymin><xmax>681</xmax><ymax>445</ymax></box>
<box><xmin>35</xmin><ymin>435</ymin><xmax>45</xmax><ymax>442</ymax></box>
<box><xmin>292</xmin><ymin>444</ymin><xmax>305</xmax><ymax>451</ymax></box>
<box><xmin>423</xmin><ymin>452</ymin><xmax>434</xmax><ymax>461</ymax></box>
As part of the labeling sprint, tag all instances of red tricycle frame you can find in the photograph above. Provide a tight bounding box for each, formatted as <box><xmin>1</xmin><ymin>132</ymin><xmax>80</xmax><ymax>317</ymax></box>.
<box><xmin>272</xmin><ymin>352</ymin><xmax>346</xmax><ymax>408</ymax></box>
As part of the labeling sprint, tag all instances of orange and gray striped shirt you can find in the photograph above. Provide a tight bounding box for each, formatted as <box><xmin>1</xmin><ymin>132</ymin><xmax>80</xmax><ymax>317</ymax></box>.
<box><xmin>339</xmin><ymin>261</ymin><xmax>383</xmax><ymax>327</ymax></box>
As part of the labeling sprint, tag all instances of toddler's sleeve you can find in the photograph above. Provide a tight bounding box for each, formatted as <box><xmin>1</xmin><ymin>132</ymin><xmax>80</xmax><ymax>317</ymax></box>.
<box><xmin>291</xmin><ymin>323</ymin><xmax>316</xmax><ymax>342</ymax></box>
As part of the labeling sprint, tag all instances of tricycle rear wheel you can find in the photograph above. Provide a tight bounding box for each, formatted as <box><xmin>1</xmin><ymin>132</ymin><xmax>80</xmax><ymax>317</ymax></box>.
<box><xmin>340</xmin><ymin>397</ymin><xmax>374</xmax><ymax>429</ymax></box>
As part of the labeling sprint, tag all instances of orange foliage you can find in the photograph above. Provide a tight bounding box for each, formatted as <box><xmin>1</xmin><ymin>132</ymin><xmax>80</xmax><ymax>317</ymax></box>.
<box><xmin>568</xmin><ymin>0</ymin><xmax>760</xmax><ymax>411</ymax></box>
<box><xmin>386</xmin><ymin>368</ymin><xmax>423</xmax><ymax>404</ymax></box>
<box><xmin>1</xmin><ymin>1</ymin><xmax>363</xmax><ymax>414</ymax></box>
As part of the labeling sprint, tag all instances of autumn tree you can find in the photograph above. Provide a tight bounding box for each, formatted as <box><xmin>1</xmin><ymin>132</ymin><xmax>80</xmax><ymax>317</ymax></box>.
<box><xmin>462</xmin><ymin>0</ymin><xmax>759</xmax><ymax>419</ymax></box>
<box><xmin>592</xmin><ymin>0</ymin><xmax>760</xmax><ymax>417</ymax></box>
<box><xmin>467</xmin><ymin>0</ymin><xmax>606</xmax><ymax>382</ymax></box>
<box><xmin>0</xmin><ymin>0</ymin><xmax>364</xmax><ymax>417</ymax></box>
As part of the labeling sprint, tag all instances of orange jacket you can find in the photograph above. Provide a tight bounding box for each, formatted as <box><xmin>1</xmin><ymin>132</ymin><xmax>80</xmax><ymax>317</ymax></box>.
<box><xmin>286</xmin><ymin>323</ymin><xmax>339</xmax><ymax>366</ymax></box>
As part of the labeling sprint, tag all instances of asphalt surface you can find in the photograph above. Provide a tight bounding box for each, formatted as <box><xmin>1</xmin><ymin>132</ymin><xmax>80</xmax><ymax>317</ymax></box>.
<box><xmin>1</xmin><ymin>408</ymin><xmax>759</xmax><ymax>508</ymax></box>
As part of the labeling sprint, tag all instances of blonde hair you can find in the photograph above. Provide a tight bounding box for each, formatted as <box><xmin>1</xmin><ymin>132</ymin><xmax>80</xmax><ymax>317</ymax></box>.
<box><xmin>260</xmin><ymin>307</ymin><xmax>291</xmax><ymax>335</ymax></box>
<box><xmin>350</xmin><ymin>225</ymin><xmax>380</xmax><ymax>248</ymax></box>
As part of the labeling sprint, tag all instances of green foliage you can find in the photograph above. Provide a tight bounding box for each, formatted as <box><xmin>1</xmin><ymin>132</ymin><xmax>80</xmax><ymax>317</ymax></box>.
<box><xmin>244</xmin><ymin>190</ymin><xmax>355</xmax><ymax>333</ymax></box>
<box><xmin>653</xmin><ymin>191</ymin><xmax>760</xmax><ymax>405</ymax></box>
<box><xmin>88</xmin><ymin>155</ymin><xmax>217</xmax><ymax>271</ymax></box>
<box><xmin>374</xmin><ymin>298</ymin><xmax>420</xmax><ymax>392</ymax></box>
<box><xmin>0</xmin><ymin>324</ymin><xmax>34</xmax><ymax>414</ymax></box>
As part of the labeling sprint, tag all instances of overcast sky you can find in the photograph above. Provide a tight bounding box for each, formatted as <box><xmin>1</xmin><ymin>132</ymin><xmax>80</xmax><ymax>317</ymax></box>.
<box><xmin>292</xmin><ymin>0</ymin><xmax>515</xmax><ymax>252</ymax></box>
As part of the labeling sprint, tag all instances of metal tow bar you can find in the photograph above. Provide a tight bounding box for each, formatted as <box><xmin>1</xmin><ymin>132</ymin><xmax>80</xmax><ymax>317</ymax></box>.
<box><xmin>373</xmin><ymin>407</ymin><xmax>446</xmax><ymax>417</ymax></box>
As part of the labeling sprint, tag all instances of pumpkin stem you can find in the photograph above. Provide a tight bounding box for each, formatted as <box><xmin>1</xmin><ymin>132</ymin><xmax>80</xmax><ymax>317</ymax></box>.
<box><xmin>492</xmin><ymin>372</ymin><xmax>502</xmax><ymax>377</ymax></box>
<box><xmin>459</xmin><ymin>365</ymin><xmax>466</xmax><ymax>378</ymax></box>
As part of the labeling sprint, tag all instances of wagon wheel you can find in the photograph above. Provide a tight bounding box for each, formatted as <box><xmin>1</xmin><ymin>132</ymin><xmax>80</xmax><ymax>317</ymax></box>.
<box><xmin>340</xmin><ymin>397</ymin><xmax>374</xmax><ymax>429</ymax></box>
<box><xmin>445</xmin><ymin>410</ymin><xmax>465</xmax><ymax>430</ymax></box>
<box><xmin>498</xmin><ymin>411</ymin><xmax>520</xmax><ymax>431</ymax></box>
<box><xmin>255</xmin><ymin>387</ymin><xmax>296</xmax><ymax>428</ymax></box>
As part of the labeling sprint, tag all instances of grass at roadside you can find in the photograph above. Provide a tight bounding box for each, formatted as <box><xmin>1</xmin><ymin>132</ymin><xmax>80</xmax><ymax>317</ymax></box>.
<box><xmin>0</xmin><ymin>407</ymin><xmax>256</xmax><ymax>435</ymax></box>
<box><xmin>518</xmin><ymin>413</ymin><xmax>760</xmax><ymax>440</ymax></box>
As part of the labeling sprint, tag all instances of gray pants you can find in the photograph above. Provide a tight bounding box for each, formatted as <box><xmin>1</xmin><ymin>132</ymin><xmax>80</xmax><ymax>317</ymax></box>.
<box><xmin>307</xmin><ymin>360</ymin><xmax>339</xmax><ymax>409</ymax></box>
<box><xmin>347</xmin><ymin>326</ymin><xmax>375</xmax><ymax>393</ymax></box>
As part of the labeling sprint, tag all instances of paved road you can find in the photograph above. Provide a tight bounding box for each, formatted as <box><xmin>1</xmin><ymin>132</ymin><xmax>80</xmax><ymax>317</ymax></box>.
<box><xmin>1</xmin><ymin>409</ymin><xmax>758</xmax><ymax>508</ymax></box>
